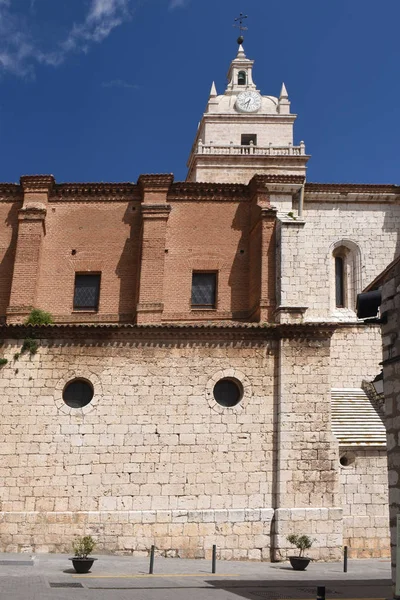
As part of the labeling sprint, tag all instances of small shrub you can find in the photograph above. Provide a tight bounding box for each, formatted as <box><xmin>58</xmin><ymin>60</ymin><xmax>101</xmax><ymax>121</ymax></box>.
<box><xmin>21</xmin><ymin>338</ymin><xmax>39</xmax><ymax>356</ymax></box>
<box><xmin>0</xmin><ymin>358</ymin><xmax>7</xmax><ymax>367</ymax></box>
<box><xmin>13</xmin><ymin>353</ymin><xmax>20</xmax><ymax>361</ymax></box>
<box><xmin>25</xmin><ymin>309</ymin><xmax>53</xmax><ymax>326</ymax></box>
<box><xmin>287</xmin><ymin>534</ymin><xmax>315</xmax><ymax>557</ymax></box>
<box><xmin>72</xmin><ymin>535</ymin><xmax>96</xmax><ymax>558</ymax></box>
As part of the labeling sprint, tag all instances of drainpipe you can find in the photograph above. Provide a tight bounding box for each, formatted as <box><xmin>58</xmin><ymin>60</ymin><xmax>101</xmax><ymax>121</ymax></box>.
<box><xmin>298</xmin><ymin>178</ymin><xmax>305</xmax><ymax>218</ymax></box>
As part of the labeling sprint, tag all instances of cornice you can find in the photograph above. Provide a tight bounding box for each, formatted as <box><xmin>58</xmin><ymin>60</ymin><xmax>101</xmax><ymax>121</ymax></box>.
<box><xmin>20</xmin><ymin>175</ymin><xmax>55</xmax><ymax>193</ymax></box>
<box><xmin>0</xmin><ymin>184</ymin><xmax>22</xmax><ymax>201</ymax></box>
<box><xmin>0</xmin><ymin>322</ymin><xmax>337</xmax><ymax>342</ymax></box>
<box><xmin>169</xmin><ymin>182</ymin><xmax>249</xmax><ymax>201</ymax></box>
<box><xmin>137</xmin><ymin>174</ymin><xmax>174</xmax><ymax>192</ymax></box>
<box><xmin>306</xmin><ymin>182</ymin><xmax>400</xmax><ymax>197</ymax></box>
<box><xmin>53</xmin><ymin>182</ymin><xmax>140</xmax><ymax>202</ymax></box>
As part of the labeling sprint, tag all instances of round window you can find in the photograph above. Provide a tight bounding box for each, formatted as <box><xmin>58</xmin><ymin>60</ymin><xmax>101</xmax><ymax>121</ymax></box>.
<box><xmin>213</xmin><ymin>378</ymin><xmax>243</xmax><ymax>407</ymax></box>
<box><xmin>339</xmin><ymin>453</ymin><xmax>356</xmax><ymax>467</ymax></box>
<box><xmin>63</xmin><ymin>379</ymin><xmax>94</xmax><ymax>408</ymax></box>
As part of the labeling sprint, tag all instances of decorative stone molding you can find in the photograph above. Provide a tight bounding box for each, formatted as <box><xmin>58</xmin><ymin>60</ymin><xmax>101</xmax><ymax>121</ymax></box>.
<box><xmin>0</xmin><ymin>322</ymin><xmax>338</xmax><ymax>342</ymax></box>
<box><xmin>55</xmin><ymin>370</ymin><xmax>103</xmax><ymax>415</ymax></box>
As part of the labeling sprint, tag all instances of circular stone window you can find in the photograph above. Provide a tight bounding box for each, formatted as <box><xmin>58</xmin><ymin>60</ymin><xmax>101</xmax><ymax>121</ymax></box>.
<box><xmin>339</xmin><ymin>453</ymin><xmax>356</xmax><ymax>467</ymax></box>
<box><xmin>63</xmin><ymin>378</ymin><xmax>94</xmax><ymax>408</ymax></box>
<box><xmin>213</xmin><ymin>378</ymin><xmax>243</xmax><ymax>407</ymax></box>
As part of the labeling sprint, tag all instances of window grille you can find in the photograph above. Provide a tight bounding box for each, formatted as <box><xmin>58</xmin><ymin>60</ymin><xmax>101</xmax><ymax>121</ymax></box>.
<box><xmin>74</xmin><ymin>274</ymin><xmax>101</xmax><ymax>310</ymax></box>
<box><xmin>191</xmin><ymin>272</ymin><xmax>216</xmax><ymax>308</ymax></box>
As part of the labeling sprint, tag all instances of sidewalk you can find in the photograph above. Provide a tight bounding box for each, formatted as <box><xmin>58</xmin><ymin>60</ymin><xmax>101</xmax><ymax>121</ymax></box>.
<box><xmin>0</xmin><ymin>553</ymin><xmax>392</xmax><ymax>600</ymax></box>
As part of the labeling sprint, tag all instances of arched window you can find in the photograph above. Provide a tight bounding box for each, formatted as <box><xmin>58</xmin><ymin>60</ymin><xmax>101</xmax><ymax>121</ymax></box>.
<box><xmin>238</xmin><ymin>71</ymin><xmax>246</xmax><ymax>85</ymax></box>
<box><xmin>331</xmin><ymin>240</ymin><xmax>362</xmax><ymax>312</ymax></box>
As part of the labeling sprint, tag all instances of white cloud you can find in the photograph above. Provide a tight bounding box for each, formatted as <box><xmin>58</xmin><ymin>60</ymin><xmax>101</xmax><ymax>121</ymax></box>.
<box><xmin>0</xmin><ymin>0</ymin><xmax>132</xmax><ymax>78</ymax></box>
<box><xmin>169</xmin><ymin>0</ymin><xmax>188</xmax><ymax>8</ymax></box>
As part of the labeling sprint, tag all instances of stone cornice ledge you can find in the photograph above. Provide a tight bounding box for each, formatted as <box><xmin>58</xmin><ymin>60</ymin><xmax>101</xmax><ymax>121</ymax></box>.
<box><xmin>0</xmin><ymin>322</ymin><xmax>338</xmax><ymax>342</ymax></box>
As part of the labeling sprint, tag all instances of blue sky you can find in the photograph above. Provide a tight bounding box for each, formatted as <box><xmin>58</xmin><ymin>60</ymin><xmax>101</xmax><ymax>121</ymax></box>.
<box><xmin>0</xmin><ymin>0</ymin><xmax>399</xmax><ymax>184</ymax></box>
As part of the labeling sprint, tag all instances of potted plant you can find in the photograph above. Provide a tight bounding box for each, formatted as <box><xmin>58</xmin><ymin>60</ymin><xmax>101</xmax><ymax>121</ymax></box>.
<box><xmin>286</xmin><ymin>534</ymin><xmax>315</xmax><ymax>570</ymax></box>
<box><xmin>69</xmin><ymin>535</ymin><xmax>97</xmax><ymax>574</ymax></box>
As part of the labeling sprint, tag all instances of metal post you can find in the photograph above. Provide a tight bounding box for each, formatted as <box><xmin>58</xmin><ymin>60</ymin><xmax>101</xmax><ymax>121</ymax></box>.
<box><xmin>149</xmin><ymin>545</ymin><xmax>155</xmax><ymax>574</ymax></box>
<box><xmin>344</xmin><ymin>545</ymin><xmax>348</xmax><ymax>572</ymax></box>
<box><xmin>316</xmin><ymin>586</ymin><xmax>325</xmax><ymax>600</ymax></box>
<box><xmin>212</xmin><ymin>544</ymin><xmax>217</xmax><ymax>574</ymax></box>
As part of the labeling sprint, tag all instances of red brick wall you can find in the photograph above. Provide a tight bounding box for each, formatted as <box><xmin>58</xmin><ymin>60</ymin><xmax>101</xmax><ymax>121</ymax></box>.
<box><xmin>163</xmin><ymin>200</ymin><xmax>251</xmax><ymax>321</ymax></box>
<box><xmin>1</xmin><ymin>176</ymin><xmax>278</xmax><ymax>324</ymax></box>
<box><xmin>35</xmin><ymin>200</ymin><xmax>141</xmax><ymax>322</ymax></box>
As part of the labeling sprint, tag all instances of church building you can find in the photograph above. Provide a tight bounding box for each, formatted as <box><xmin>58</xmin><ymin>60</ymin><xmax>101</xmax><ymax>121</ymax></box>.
<box><xmin>0</xmin><ymin>42</ymin><xmax>395</xmax><ymax>560</ymax></box>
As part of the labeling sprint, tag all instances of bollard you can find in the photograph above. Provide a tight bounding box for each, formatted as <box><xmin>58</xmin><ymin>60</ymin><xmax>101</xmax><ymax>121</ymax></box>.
<box><xmin>316</xmin><ymin>586</ymin><xmax>325</xmax><ymax>600</ymax></box>
<box><xmin>212</xmin><ymin>544</ymin><xmax>217</xmax><ymax>574</ymax></box>
<box><xmin>149</xmin><ymin>545</ymin><xmax>155</xmax><ymax>574</ymax></box>
<box><xmin>343</xmin><ymin>545</ymin><xmax>348</xmax><ymax>573</ymax></box>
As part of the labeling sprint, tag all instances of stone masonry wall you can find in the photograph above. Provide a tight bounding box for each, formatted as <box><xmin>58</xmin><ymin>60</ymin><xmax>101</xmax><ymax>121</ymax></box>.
<box><xmin>330</xmin><ymin>325</ymin><xmax>382</xmax><ymax>388</ymax></box>
<box><xmin>0</xmin><ymin>336</ymin><xmax>276</xmax><ymax>558</ymax></box>
<box><xmin>278</xmin><ymin>198</ymin><xmax>400</xmax><ymax>321</ymax></box>
<box><xmin>273</xmin><ymin>336</ymin><xmax>343</xmax><ymax>562</ymax></box>
<box><xmin>339</xmin><ymin>448</ymin><xmax>389</xmax><ymax>558</ymax></box>
<box><xmin>381</xmin><ymin>263</ymin><xmax>400</xmax><ymax>585</ymax></box>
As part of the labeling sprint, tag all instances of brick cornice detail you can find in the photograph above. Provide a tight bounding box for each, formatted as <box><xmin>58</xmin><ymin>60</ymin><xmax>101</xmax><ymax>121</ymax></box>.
<box><xmin>20</xmin><ymin>175</ymin><xmax>55</xmax><ymax>193</ymax></box>
<box><xmin>141</xmin><ymin>204</ymin><xmax>171</xmax><ymax>218</ymax></box>
<box><xmin>169</xmin><ymin>182</ymin><xmax>249</xmax><ymax>201</ymax></box>
<box><xmin>137</xmin><ymin>174</ymin><xmax>174</xmax><ymax>192</ymax></box>
<box><xmin>18</xmin><ymin>205</ymin><xmax>47</xmax><ymax>221</ymax></box>
<box><xmin>0</xmin><ymin>184</ymin><xmax>21</xmax><ymax>199</ymax></box>
<box><xmin>260</xmin><ymin>206</ymin><xmax>277</xmax><ymax>219</ymax></box>
<box><xmin>53</xmin><ymin>182</ymin><xmax>140</xmax><ymax>200</ymax></box>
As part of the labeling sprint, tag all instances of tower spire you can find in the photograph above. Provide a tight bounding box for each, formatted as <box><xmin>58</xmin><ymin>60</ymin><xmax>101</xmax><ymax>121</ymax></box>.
<box><xmin>280</xmin><ymin>82</ymin><xmax>288</xmax><ymax>99</ymax></box>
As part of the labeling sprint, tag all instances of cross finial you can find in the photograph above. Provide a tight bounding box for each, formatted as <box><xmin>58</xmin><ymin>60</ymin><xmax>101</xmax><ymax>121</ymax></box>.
<box><xmin>233</xmin><ymin>13</ymin><xmax>248</xmax><ymax>45</ymax></box>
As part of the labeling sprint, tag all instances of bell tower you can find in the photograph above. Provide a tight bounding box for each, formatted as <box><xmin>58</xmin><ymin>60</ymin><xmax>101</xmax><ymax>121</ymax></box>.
<box><xmin>186</xmin><ymin>42</ymin><xmax>309</xmax><ymax>184</ymax></box>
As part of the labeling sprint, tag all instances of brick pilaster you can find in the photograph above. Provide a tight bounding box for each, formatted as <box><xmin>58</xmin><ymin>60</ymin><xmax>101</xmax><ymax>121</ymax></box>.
<box><xmin>7</xmin><ymin>176</ymin><xmax>54</xmax><ymax>323</ymax></box>
<box><xmin>136</xmin><ymin>175</ymin><xmax>173</xmax><ymax>324</ymax></box>
<box><xmin>248</xmin><ymin>175</ymin><xmax>277</xmax><ymax>322</ymax></box>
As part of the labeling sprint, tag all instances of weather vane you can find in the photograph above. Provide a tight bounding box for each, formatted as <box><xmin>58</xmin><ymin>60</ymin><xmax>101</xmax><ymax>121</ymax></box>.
<box><xmin>233</xmin><ymin>13</ymin><xmax>248</xmax><ymax>45</ymax></box>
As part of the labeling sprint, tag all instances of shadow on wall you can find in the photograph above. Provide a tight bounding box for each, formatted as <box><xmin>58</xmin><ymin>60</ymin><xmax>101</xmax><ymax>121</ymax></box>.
<box><xmin>228</xmin><ymin>201</ymin><xmax>252</xmax><ymax>321</ymax></box>
<box><xmin>0</xmin><ymin>202</ymin><xmax>21</xmax><ymax>321</ymax></box>
<box><xmin>116</xmin><ymin>202</ymin><xmax>142</xmax><ymax>323</ymax></box>
<box><xmin>383</xmin><ymin>201</ymin><xmax>400</xmax><ymax>269</ymax></box>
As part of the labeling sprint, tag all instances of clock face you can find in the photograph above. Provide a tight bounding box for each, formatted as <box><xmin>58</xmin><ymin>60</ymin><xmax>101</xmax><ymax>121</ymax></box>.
<box><xmin>235</xmin><ymin>91</ymin><xmax>262</xmax><ymax>113</ymax></box>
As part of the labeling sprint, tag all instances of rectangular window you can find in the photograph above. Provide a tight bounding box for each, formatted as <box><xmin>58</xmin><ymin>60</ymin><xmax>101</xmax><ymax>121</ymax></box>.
<box><xmin>191</xmin><ymin>272</ymin><xmax>217</xmax><ymax>309</ymax></box>
<box><xmin>73</xmin><ymin>273</ymin><xmax>101</xmax><ymax>311</ymax></box>
<box><xmin>241</xmin><ymin>134</ymin><xmax>257</xmax><ymax>146</ymax></box>
<box><xmin>335</xmin><ymin>257</ymin><xmax>344</xmax><ymax>307</ymax></box>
